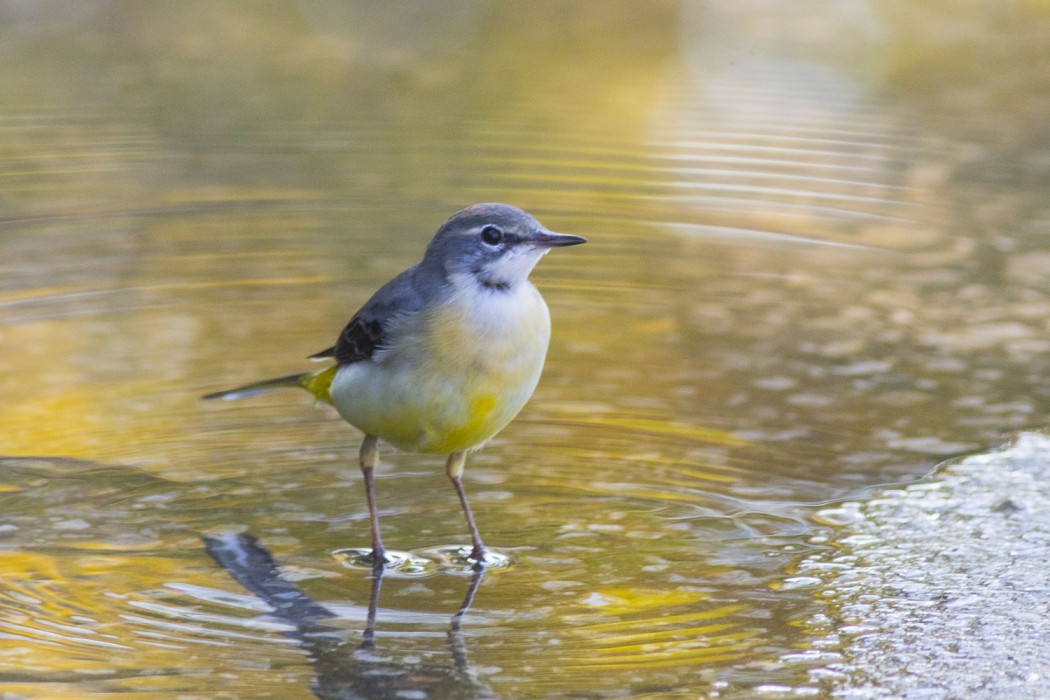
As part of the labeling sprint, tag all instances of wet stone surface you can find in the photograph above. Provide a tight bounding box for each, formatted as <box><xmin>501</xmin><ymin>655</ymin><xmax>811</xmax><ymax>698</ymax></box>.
<box><xmin>798</xmin><ymin>433</ymin><xmax>1050</xmax><ymax>699</ymax></box>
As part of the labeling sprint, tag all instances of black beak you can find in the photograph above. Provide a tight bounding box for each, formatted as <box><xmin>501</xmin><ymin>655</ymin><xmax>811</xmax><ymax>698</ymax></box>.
<box><xmin>531</xmin><ymin>229</ymin><xmax>588</xmax><ymax>248</ymax></box>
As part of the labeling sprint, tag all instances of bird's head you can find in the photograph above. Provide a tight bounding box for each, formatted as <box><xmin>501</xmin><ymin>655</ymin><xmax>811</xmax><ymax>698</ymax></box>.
<box><xmin>422</xmin><ymin>203</ymin><xmax>586</xmax><ymax>291</ymax></box>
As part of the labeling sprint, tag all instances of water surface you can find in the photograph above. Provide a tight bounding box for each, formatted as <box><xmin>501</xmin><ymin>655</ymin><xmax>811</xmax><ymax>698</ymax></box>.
<box><xmin>2</xmin><ymin>1</ymin><xmax>1049</xmax><ymax>697</ymax></box>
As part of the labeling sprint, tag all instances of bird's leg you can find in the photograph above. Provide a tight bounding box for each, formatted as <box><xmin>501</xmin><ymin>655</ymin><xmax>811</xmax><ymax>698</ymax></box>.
<box><xmin>445</xmin><ymin>451</ymin><xmax>487</xmax><ymax>566</ymax></box>
<box><xmin>359</xmin><ymin>434</ymin><xmax>386</xmax><ymax>569</ymax></box>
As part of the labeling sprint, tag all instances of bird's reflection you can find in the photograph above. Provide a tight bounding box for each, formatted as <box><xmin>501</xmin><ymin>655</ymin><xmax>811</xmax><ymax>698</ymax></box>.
<box><xmin>203</xmin><ymin>532</ymin><xmax>495</xmax><ymax>699</ymax></box>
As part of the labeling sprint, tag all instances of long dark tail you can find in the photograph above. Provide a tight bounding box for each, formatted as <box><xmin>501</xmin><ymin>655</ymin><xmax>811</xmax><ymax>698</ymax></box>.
<box><xmin>202</xmin><ymin>373</ymin><xmax>308</xmax><ymax>401</ymax></box>
<box><xmin>202</xmin><ymin>365</ymin><xmax>337</xmax><ymax>403</ymax></box>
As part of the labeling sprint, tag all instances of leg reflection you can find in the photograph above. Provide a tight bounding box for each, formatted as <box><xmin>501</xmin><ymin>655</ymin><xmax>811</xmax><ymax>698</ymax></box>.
<box><xmin>450</xmin><ymin>564</ymin><xmax>484</xmax><ymax>675</ymax></box>
<box><xmin>203</xmin><ymin>532</ymin><xmax>495</xmax><ymax>700</ymax></box>
<box><xmin>359</xmin><ymin>567</ymin><xmax>382</xmax><ymax>653</ymax></box>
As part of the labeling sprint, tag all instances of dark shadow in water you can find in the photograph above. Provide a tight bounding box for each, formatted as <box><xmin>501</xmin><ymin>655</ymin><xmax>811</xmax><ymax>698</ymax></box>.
<box><xmin>203</xmin><ymin>532</ymin><xmax>495</xmax><ymax>700</ymax></box>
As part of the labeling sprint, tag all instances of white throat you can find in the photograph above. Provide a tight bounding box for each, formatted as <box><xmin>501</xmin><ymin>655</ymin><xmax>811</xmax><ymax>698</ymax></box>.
<box><xmin>471</xmin><ymin>246</ymin><xmax>548</xmax><ymax>291</ymax></box>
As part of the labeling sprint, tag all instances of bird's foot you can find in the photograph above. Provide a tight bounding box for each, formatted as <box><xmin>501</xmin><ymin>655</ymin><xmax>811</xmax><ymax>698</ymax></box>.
<box><xmin>468</xmin><ymin>545</ymin><xmax>488</xmax><ymax>570</ymax></box>
<box><xmin>369</xmin><ymin>545</ymin><xmax>389</xmax><ymax>572</ymax></box>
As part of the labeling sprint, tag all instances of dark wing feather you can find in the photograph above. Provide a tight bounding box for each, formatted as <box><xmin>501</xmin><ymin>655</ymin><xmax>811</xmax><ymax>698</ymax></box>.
<box><xmin>309</xmin><ymin>266</ymin><xmax>428</xmax><ymax>365</ymax></box>
<box><xmin>330</xmin><ymin>314</ymin><xmax>386</xmax><ymax>364</ymax></box>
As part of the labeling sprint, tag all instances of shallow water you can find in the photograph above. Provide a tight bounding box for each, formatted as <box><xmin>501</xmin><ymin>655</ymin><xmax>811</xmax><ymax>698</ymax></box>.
<box><xmin>2</xmin><ymin>2</ymin><xmax>1049</xmax><ymax>697</ymax></box>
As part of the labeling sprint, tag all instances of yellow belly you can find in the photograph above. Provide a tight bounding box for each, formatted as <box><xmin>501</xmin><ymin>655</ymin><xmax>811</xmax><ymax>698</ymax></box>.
<box><xmin>329</xmin><ymin>284</ymin><xmax>551</xmax><ymax>453</ymax></box>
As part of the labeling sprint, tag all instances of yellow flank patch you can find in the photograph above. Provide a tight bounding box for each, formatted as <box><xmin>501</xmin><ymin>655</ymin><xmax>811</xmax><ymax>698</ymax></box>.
<box><xmin>472</xmin><ymin>394</ymin><xmax>497</xmax><ymax>419</ymax></box>
<box><xmin>423</xmin><ymin>393</ymin><xmax>499</xmax><ymax>453</ymax></box>
<box><xmin>299</xmin><ymin>365</ymin><xmax>338</xmax><ymax>404</ymax></box>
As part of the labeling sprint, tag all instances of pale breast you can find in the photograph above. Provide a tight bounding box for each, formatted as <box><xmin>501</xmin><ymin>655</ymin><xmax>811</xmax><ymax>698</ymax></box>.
<box><xmin>330</xmin><ymin>282</ymin><xmax>552</xmax><ymax>453</ymax></box>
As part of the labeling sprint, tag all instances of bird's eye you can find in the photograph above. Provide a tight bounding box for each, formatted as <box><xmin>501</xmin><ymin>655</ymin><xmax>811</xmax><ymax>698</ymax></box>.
<box><xmin>480</xmin><ymin>225</ymin><xmax>504</xmax><ymax>246</ymax></box>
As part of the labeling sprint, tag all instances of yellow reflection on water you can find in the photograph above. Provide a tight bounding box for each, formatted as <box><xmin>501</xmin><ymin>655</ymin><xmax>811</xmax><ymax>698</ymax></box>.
<box><xmin>1</xmin><ymin>0</ymin><xmax>1049</xmax><ymax>697</ymax></box>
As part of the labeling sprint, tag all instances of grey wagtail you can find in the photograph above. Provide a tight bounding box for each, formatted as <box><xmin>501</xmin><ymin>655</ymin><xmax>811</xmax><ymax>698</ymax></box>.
<box><xmin>204</xmin><ymin>203</ymin><xmax>586</xmax><ymax>568</ymax></box>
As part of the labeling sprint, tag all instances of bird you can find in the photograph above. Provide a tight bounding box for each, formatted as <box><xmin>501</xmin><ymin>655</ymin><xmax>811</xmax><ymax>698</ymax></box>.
<box><xmin>203</xmin><ymin>203</ymin><xmax>586</xmax><ymax>569</ymax></box>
